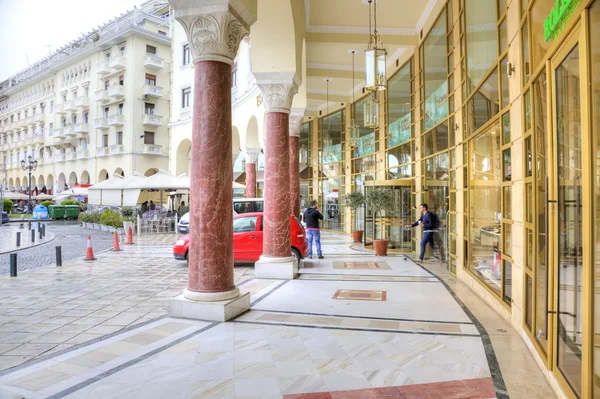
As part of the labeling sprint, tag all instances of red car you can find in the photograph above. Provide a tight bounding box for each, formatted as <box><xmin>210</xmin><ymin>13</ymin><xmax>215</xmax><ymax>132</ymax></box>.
<box><xmin>173</xmin><ymin>212</ymin><xmax>308</xmax><ymax>263</ymax></box>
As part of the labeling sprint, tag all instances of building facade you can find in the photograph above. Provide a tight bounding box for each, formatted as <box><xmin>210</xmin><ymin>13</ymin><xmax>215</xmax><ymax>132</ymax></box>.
<box><xmin>0</xmin><ymin>0</ymin><xmax>172</xmax><ymax>195</ymax></box>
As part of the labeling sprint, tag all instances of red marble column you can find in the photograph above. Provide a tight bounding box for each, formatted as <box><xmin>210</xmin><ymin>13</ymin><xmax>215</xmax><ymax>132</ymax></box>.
<box><xmin>188</xmin><ymin>61</ymin><xmax>235</xmax><ymax>295</ymax></box>
<box><xmin>245</xmin><ymin>162</ymin><xmax>257</xmax><ymax>198</ymax></box>
<box><xmin>289</xmin><ymin>136</ymin><xmax>300</xmax><ymax>218</ymax></box>
<box><xmin>263</xmin><ymin>112</ymin><xmax>291</xmax><ymax>258</ymax></box>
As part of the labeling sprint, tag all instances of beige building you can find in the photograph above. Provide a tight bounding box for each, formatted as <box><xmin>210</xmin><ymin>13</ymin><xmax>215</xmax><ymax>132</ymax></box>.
<box><xmin>0</xmin><ymin>0</ymin><xmax>172</xmax><ymax>195</ymax></box>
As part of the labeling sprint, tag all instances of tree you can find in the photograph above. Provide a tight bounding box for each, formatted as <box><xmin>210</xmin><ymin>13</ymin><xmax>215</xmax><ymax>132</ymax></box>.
<box><xmin>365</xmin><ymin>188</ymin><xmax>396</xmax><ymax>240</ymax></box>
<box><xmin>345</xmin><ymin>192</ymin><xmax>365</xmax><ymax>232</ymax></box>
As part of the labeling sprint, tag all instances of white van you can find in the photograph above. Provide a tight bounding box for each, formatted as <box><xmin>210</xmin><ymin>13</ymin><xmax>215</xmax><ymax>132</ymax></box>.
<box><xmin>177</xmin><ymin>198</ymin><xmax>264</xmax><ymax>234</ymax></box>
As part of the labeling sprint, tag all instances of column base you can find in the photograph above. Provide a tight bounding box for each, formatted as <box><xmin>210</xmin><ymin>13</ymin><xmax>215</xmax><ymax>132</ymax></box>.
<box><xmin>254</xmin><ymin>255</ymin><xmax>298</xmax><ymax>280</ymax></box>
<box><xmin>169</xmin><ymin>290</ymin><xmax>250</xmax><ymax>322</ymax></box>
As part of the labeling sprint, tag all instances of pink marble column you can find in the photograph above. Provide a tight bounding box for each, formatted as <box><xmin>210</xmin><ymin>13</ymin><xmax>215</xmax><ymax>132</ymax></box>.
<box><xmin>245</xmin><ymin>162</ymin><xmax>257</xmax><ymax>198</ymax></box>
<box><xmin>288</xmin><ymin>114</ymin><xmax>303</xmax><ymax>218</ymax></box>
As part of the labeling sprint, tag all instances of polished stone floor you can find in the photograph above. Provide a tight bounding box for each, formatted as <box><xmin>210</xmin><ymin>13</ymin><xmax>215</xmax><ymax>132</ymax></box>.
<box><xmin>0</xmin><ymin>232</ymin><xmax>557</xmax><ymax>398</ymax></box>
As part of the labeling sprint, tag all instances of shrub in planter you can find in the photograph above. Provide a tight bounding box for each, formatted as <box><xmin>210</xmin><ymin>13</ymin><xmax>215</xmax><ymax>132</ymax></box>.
<box><xmin>365</xmin><ymin>188</ymin><xmax>397</xmax><ymax>256</ymax></box>
<box><xmin>41</xmin><ymin>200</ymin><xmax>53</xmax><ymax>208</ymax></box>
<box><xmin>60</xmin><ymin>199</ymin><xmax>79</xmax><ymax>206</ymax></box>
<box><xmin>345</xmin><ymin>192</ymin><xmax>365</xmax><ymax>243</ymax></box>
<box><xmin>3</xmin><ymin>198</ymin><xmax>12</xmax><ymax>213</ymax></box>
<box><xmin>120</xmin><ymin>206</ymin><xmax>135</xmax><ymax>222</ymax></box>
<box><xmin>100</xmin><ymin>209</ymin><xmax>123</xmax><ymax>229</ymax></box>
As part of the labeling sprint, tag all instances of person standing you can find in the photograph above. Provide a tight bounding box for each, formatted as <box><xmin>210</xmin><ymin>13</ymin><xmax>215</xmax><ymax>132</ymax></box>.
<box><xmin>303</xmin><ymin>200</ymin><xmax>324</xmax><ymax>259</ymax></box>
<box><xmin>405</xmin><ymin>203</ymin><xmax>440</xmax><ymax>262</ymax></box>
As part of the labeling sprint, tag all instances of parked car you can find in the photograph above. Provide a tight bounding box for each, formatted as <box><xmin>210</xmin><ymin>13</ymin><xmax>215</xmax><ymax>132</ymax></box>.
<box><xmin>174</xmin><ymin>212</ymin><xmax>307</xmax><ymax>263</ymax></box>
<box><xmin>177</xmin><ymin>198</ymin><xmax>264</xmax><ymax>234</ymax></box>
<box><xmin>1</xmin><ymin>211</ymin><xmax>8</xmax><ymax>224</ymax></box>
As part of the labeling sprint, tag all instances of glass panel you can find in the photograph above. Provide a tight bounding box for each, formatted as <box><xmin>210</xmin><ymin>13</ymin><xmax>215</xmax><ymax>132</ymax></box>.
<box><xmin>531</xmin><ymin>1</ymin><xmax>557</xmax><ymax>71</ymax></box>
<box><xmin>526</xmin><ymin>182</ymin><xmax>533</xmax><ymax>223</ymax></box>
<box><xmin>422</xmin><ymin>122</ymin><xmax>449</xmax><ymax>156</ymax></box>
<box><xmin>526</xmin><ymin>228</ymin><xmax>533</xmax><ymax>270</ymax></box>
<box><xmin>526</xmin><ymin>275</ymin><xmax>533</xmax><ymax>328</ymax></box>
<box><xmin>522</xmin><ymin>22</ymin><xmax>531</xmax><ymax>82</ymax></box>
<box><xmin>465</xmin><ymin>0</ymin><xmax>498</xmax><ymax>95</ymax></box>
<box><xmin>465</xmin><ymin>69</ymin><xmax>500</xmax><ymax>137</ymax></box>
<box><xmin>469</xmin><ymin>119</ymin><xmax>501</xmax><ymax>293</ymax></box>
<box><xmin>499</xmin><ymin>19</ymin><xmax>508</xmax><ymax>53</ymax></box>
<box><xmin>502</xmin><ymin>112</ymin><xmax>511</xmax><ymax>146</ymax></box>
<box><xmin>450</xmin><ymin>257</ymin><xmax>457</xmax><ymax>274</ymax></box>
<box><xmin>592</xmin><ymin>2</ymin><xmax>600</xmax><ymax>395</ymax></box>
<box><xmin>555</xmin><ymin>44</ymin><xmax>581</xmax><ymax>396</ymax></box>
<box><xmin>524</xmin><ymin>90</ymin><xmax>532</xmax><ymax>132</ymax></box>
<box><xmin>525</xmin><ymin>136</ymin><xmax>533</xmax><ymax>176</ymax></box>
<box><xmin>503</xmin><ymin>260</ymin><xmax>512</xmax><ymax>305</ymax></box>
<box><xmin>500</xmin><ymin>58</ymin><xmax>510</xmax><ymax>109</ymax></box>
<box><xmin>388</xmin><ymin>63</ymin><xmax>412</xmax><ymax>148</ymax></box>
<box><xmin>503</xmin><ymin>223</ymin><xmax>512</xmax><ymax>257</ymax></box>
<box><xmin>424</xmin><ymin>10</ymin><xmax>449</xmax><ymax>130</ymax></box>
<box><xmin>503</xmin><ymin>149</ymin><xmax>511</xmax><ymax>182</ymax></box>
<box><xmin>354</xmin><ymin>97</ymin><xmax>377</xmax><ymax>158</ymax></box>
<box><xmin>503</xmin><ymin>186</ymin><xmax>512</xmax><ymax>219</ymax></box>
<box><xmin>387</xmin><ymin>143</ymin><xmax>412</xmax><ymax>179</ymax></box>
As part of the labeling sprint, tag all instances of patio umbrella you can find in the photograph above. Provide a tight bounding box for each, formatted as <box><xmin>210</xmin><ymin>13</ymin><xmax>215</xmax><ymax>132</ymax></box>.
<box><xmin>2</xmin><ymin>191</ymin><xmax>29</xmax><ymax>201</ymax></box>
<box><xmin>33</xmin><ymin>194</ymin><xmax>54</xmax><ymax>200</ymax></box>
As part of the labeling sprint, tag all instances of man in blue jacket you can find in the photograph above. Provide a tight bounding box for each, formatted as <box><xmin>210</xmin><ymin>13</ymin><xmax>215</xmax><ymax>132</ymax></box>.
<box><xmin>405</xmin><ymin>203</ymin><xmax>439</xmax><ymax>263</ymax></box>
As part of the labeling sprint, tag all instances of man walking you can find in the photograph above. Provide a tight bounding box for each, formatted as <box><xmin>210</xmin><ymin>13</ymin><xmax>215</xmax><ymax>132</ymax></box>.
<box><xmin>303</xmin><ymin>200</ymin><xmax>324</xmax><ymax>259</ymax></box>
<box><xmin>405</xmin><ymin>203</ymin><xmax>440</xmax><ymax>263</ymax></box>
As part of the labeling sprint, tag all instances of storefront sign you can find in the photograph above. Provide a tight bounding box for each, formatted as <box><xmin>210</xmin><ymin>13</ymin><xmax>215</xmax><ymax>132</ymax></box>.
<box><xmin>544</xmin><ymin>0</ymin><xmax>581</xmax><ymax>42</ymax></box>
<box><xmin>425</xmin><ymin>81</ymin><xmax>448</xmax><ymax>130</ymax></box>
<box><xmin>388</xmin><ymin>113</ymin><xmax>411</xmax><ymax>148</ymax></box>
<box><xmin>358</xmin><ymin>132</ymin><xmax>375</xmax><ymax>157</ymax></box>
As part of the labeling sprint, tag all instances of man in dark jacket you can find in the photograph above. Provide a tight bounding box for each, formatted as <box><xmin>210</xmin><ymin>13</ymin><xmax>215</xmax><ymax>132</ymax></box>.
<box><xmin>405</xmin><ymin>203</ymin><xmax>439</xmax><ymax>262</ymax></box>
<box><xmin>303</xmin><ymin>200</ymin><xmax>324</xmax><ymax>259</ymax></box>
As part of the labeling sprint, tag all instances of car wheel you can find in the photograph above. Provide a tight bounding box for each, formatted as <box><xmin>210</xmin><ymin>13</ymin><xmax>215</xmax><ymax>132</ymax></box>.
<box><xmin>185</xmin><ymin>251</ymin><xmax>189</xmax><ymax>267</ymax></box>
<box><xmin>291</xmin><ymin>248</ymin><xmax>301</xmax><ymax>262</ymax></box>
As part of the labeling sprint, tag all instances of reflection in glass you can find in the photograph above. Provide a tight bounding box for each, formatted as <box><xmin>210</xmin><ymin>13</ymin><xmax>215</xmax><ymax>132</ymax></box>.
<box><xmin>387</xmin><ymin>143</ymin><xmax>412</xmax><ymax>179</ymax></box>
<box><xmin>555</xmin><ymin>44</ymin><xmax>581</xmax><ymax>396</ymax></box>
<box><xmin>319</xmin><ymin>110</ymin><xmax>345</xmax><ymax>232</ymax></box>
<box><xmin>424</xmin><ymin>10</ymin><xmax>448</xmax><ymax>130</ymax></box>
<box><xmin>465</xmin><ymin>0</ymin><xmax>498</xmax><ymax>94</ymax></box>
<box><xmin>465</xmin><ymin>69</ymin><xmax>499</xmax><ymax>137</ymax></box>
<box><xmin>387</xmin><ymin>62</ymin><xmax>412</xmax><ymax>148</ymax></box>
<box><xmin>354</xmin><ymin>97</ymin><xmax>377</xmax><ymax>158</ymax></box>
<box><xmin>503</xmin><ymin>260</ymin><xmax>512</xmax><ymax>305</ymax></box>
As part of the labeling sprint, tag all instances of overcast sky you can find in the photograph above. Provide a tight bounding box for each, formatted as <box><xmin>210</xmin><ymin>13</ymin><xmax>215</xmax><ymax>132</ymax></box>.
<box><xmin>0</xmin><ymin>0</ymin><xmax>144</xmax><ymax>81</ymax></box>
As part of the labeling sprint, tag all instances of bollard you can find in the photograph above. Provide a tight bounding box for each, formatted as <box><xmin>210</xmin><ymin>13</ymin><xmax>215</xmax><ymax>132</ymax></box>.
<box><xmin>56</xmin><ymin>246</ymin><xmax>62</xmax><ymax>267</ymax></box>
<box><xmin>42</xmin><ymin>224</ymin><xmax>46</xmax><ymax>237</ymax></box>
<box><xmin>28</xmin><ymin>220</ymin><xmax>31</xmax><ymax>230</ymax></box>
<box><xmin>16</xmin><ymin>232</ymin><xmax>21</xmax><ymax>247</ymax></box>
<box><xmin>10</xmin><ymin>254</ymin><xmax>17</xmax><ymax>277</ymax></box>
<box><xmin>39</xmin><ymin>229</ymin><xmax>43</xmax><ymax>240</ymax></box>
<box><xmin>31</xmin><ymin>229</ymin><xmax>35</xmax><ymax>243</ymax></box>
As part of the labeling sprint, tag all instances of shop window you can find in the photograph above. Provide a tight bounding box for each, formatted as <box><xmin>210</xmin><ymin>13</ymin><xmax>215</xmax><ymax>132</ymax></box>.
<box><xmin>423</xmin><ymin>9</ymin><xmax>448</xmax><ymax>131</ymax></box>
<box><xmin>465</xmin><ymin>0</ymin><xmax>498</xmax><ymax>95</ymax></box>
<box><xmin>503</xmin><ymin>260</ymin><xmax>512</xmax><ymax>304</ymax></box>
<box><xmin>387</xmin><ymin>61</ymin><xmax>412</xmax><ymax>148</ymax></box>
<box><xmin>522</xmin><ymin>22</ymin><xmax>530</xmax><ymax>83</ymax></box>
<box><xmin>422</xmin><ymin>122</ymin><xmax>448</xmax><ymax>157</ymax></box>
<box><xmin>465</xmin><ymin>69</ymin><xmax>499</xmax><ymax>137</ymax></box>
<box><xmin>144</xmin><ymin>132</ymin><xmax>155</xmax><ymax>145</ymax></box>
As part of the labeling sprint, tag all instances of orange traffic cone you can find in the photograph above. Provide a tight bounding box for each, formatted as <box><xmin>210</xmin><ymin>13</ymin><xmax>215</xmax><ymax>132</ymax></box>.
<box><xmin>84</xmin><ymin>235</ymin><xmax>96</xmax><ymax>261</ymax></box>
<box><xmin>112</xmin><ymin>231</ymin><xmax>122</xmax><ymax>251</ymax></box>
<box><xmin>125</xmin><ymin>226</ymin><xmax>134</xmax><ymax>245</ymax></box>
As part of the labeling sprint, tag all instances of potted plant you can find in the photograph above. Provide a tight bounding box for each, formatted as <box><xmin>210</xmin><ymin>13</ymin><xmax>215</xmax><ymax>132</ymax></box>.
<box><xmin>120</xmin><ymin>206</ymin><xmax>135</xmax><ymax>235</ymax></box>
<box><xmin>365</xmin><ymin>187</ymin><xmax>397</xmax><ymax>256</ymax></box>
<box><xmin>345</xmin><ymin>192</ymin><xmax>365</xmax><ymax>243</ymax></box>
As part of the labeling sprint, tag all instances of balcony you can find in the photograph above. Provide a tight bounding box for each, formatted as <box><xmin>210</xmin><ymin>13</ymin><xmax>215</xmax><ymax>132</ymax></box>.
<box><xmin>25</xmin><ymin>116</ymin><xmax>35</xmax><ymax>126</ymax></box>
<box><xmin>95</xmin><ymin>89</ymin><xmax>109</xmax><ymax>103</ymax></box>
<box><xmin>77</xmin><ymin>149</ymin><xmax>89</xmax><ymax>159</ymax></box>
<box><xmin>107</xmin><ymin>84</ymin><xmax>125</xmax><ymax>99</ymax></box>
<box><xmin>25</xmin><ymin>135</ymin><xmax>33</xmax><ymax>146</ymax></box>
<box><xmin>109</xmin><ymin>144</ymin><xmax>124</xmax><ymax>154</ymax></box>
<box><xmin>143</xmin><ymin>54</ymin><xmax>164</xmax><ymax>69</ymax></box>
<box><xmin>142</xmin><ymin>114</ymin><xmax>162</xmax><ymax>126</ymax></box>
<box><xmin>10</xmin><ymin>141</ymin><xmax>17</xmax><ymax>149</ymax></box>
<box><xmin>107</xmin><ymin>114</ymin><xmax>124</xmax><ymax>126</ymax></box>
<box><xmin>73</xmin><ymin>123</ymin><xmax>89</xmax><ymax>136</ymax></box>
<box><xmin>17</xmin><ymin>119</ymin><xmax>25</xmax><ymax>128</ymax></box>
<box><xmin>180</xmin><ymin>108</ymin><xmax>191</xmax><ymax>120</ymax></box>
<box><xmin>142</xmin><ymin>144</ymin><xmax>162</xmax><ymax>155</ymax></box>
<box><xmin>63</xmin><ymin>125</ymin><xmax>76</xmax><ymax>137</ymax></box>
<box><xmin>54</xmin><ymin>153</ymin><xmax>65</xmax><ymax>162</ymax></box>
<box><xmin>94</xmin><ymin>118</ymin><xmax>108</xmax><ymax>129</ymax></box>
<box><xmin>96</xmin><ymin>61</ymin><xmax>111</xmax><ymax>75</ymax></box>
<box><xmin>143</xmin><ymin>85</ymin><xmax>163</xmax><ymax>98</ymax></box>
<box><xmin>65</xmin><ymin>152</ymin><xmax>75</xmax><ymax>161</ymax></box>
<box><xmin>63</xmin><ymin>101</ymin><xmax>75</xmax><ymax>112</ymax></box>
<box><xmin>53</xmin><ymin>127</ymin><xmax>63</xmax><ymax>137</ymax></box>
<box><xmin>33</xmin><ymin>114</ymin><xmax>45</xmax><ymax>123</ymax></box>
<box><xmin>54</xmin><ymin>104</ymin><xmax>65</xmax><ymax>115</ymax></box>
<box><xmin>34</xmin><ymin>134</ymin><xmax>44</xmax><ymax>144</ymax></box>
<box><xmin>74</xmin><ymin>96</ymin><xmax>89</xmax><ymax>109</ymax></box>
<box><xmin>97</xmin><ymin>147</ymin><xmax>109</xmax><ymax>157</ymax></box>
<box><xmin>109</xmin><ymin>55</ymin><xmax>126</xmax><ymax>69</ymax></box>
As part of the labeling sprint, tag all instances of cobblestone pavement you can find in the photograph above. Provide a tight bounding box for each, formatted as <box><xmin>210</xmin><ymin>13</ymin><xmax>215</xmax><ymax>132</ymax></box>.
<box><xmin>0</xmin><ymin>247</ymin><xmax>253</xmax><ymax>372</ymax></box>
<box><xmin>0</xmin><ymin>222</ymin><xmax>115</xmax><ymax>275</ymax></box>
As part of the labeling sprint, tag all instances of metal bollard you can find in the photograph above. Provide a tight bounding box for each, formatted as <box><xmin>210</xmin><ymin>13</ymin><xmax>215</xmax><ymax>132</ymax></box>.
<box><xmin>16</xmin><ymin>232</ymin><xmax>21</xmax><ymax>247</ymax></box>
<box><xmin>42</xmin><ymin>224</ymin><xmax>46</xmax><ymax>237</ymax></box>
<box><xmin>55</xmin><ymin>246</ymin><xmax>62</xmax><ymax>267</ymax></box>
<box><xmin>28</xmin><ymin>220</ymin><xmax>31</xmax><ymax>230</ymax></box>
<box><xmin>39</xmin><ymin>229</ymin><xmax>43</xmax><ymax>240</ymax></box>
<box><xmin>31</xmin><ymin>229</ymin><xmax>35</xmax><ymax>243</ymax></box>
<box><xmin>10</xmin><ymin>254</ymin><xmax>17</xmax><ymax>277</ymax></box>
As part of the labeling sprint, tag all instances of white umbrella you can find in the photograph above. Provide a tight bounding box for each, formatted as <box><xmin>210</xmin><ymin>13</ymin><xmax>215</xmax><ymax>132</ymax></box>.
<box><xmin>33</xmin><ymin>194</ymin><xmax>54</xmax><ymax>200</ymax></box>
<box><xmin>2</xmin><ymin>191</ymin><xmax>29</xmax><ymax>200</ymax></box>
<box><xmin>127</xmin><ymin>170</ymin><xmax>190</xmax><ymax>190</ymax></box>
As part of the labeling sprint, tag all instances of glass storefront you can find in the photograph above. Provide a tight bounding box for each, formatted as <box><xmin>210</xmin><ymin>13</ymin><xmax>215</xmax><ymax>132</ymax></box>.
<box><xmin>319</xmin><ymin>110</ymin><xmax>345</xmax><ymax>231</ymax></box>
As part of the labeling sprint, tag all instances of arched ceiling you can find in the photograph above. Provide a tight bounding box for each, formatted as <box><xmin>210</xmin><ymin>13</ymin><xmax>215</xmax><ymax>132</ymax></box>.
<box><xmin>303</xmin><ymin>0</ymin><xmax>441</xmax><ymax>117</ymax></box>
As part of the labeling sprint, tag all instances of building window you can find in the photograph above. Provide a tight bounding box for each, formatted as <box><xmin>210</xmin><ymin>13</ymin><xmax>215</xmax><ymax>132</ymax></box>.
<box><xmin>144</xmin><ymin>103</ymin><xmax>155</xmax><ymax>115</ymax></box>
<box><xmin>50</xmin><ymin>100</ymin><xmax>54</xmax><ymax>113</ymax></box>
<box><xmin>118</xmin><ymin>103</ymin><xmax>124</xmax><ymax>115</ymax></box>
<box><xmin>146</xmin><ymin>45</ymin><xmax>157</xmax><ymax>55</ymax></box>
<box><xmin>104</xmin><ymin>107</ymin><xmax>109</xmax><ymax>118</ymax></box>
<box><xmin>144</xmin><ymin>132</ymin><xmax>154</xmax><ymax>145</ymax></box>
<box><xmin>105</xmin><ymin>52</ymin><xmax>111</xmax><ymax>61</ymax></box>
<box><xmin>102</xmin><ymin>134</ymin><xmax>108</xmax><ymax>147</ymax></box>
<box><xmin>104</xmin><ymin>80</ymin><xmax>110</xmax><ymax>90</ymax></box>
<box><xmin>116</xmin><ymin>131</ymin><xmax>123</xmax><ymax>145</ymax></box>
<box><xmin>182</xmin><ymin>87</ymin><xmax>191</xmax><ymax>108</ymax></box>
<box><xmin>120</xmin><ymin>46</ymin><xmax>125</xmax><ymax>55</ymax></box>
<box><xmin>145</xmin><ymin>73</ymin><xmax>156</xmax><ymax>86</ymax></box>
<box><xmin>158</xmin><ymin>30</ymin><xmax>167</xmax><ymax>36</ymax></box>
<box><xmin>84</xmin><ymin>112</ymin><xmax>89</xmax><ymax>123</ymax></box>
<box><xmin>62</xmin><ymin>94</ymin><xmax>67</xmax><ymax>102</ymax></box>
<box><xmin>84</xmin><ymin>87</ymin><xmax>89</xmax><ymax>97</ymax></box>
<box><xmin>49</xmin><ymin>123</ymin><xmax>53</xmax><ymax>135</ymax></box>
<box><xmin>119</xmin><ymin>75</ymin><xmax>124</xmax><ymax>86</ymax></box>
<box><xmin>232</xmin><ymin>64</ymin><xmax>237</xmax><ymax>88</ymax></box>
<box><xmin>182</xmin><ymin>44</ymin><xmax>190</xmax><ymax>65</ymax></box>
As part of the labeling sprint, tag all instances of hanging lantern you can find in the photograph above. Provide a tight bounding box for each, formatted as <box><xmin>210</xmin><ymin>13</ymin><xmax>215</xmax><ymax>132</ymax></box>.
<box><xmin>348</xmin><ymin>50</ymin><xmax>360</xmax><ymax>149</ymax></box>
<box><xmin>365</xmin><ymin>0</ymin><xmax>387</xmax><ymax>92</ymax></box>
<box><xmin>364</xmin><ymin>92</ymin><xmax>379</xmax><ymax>128</ymax></box>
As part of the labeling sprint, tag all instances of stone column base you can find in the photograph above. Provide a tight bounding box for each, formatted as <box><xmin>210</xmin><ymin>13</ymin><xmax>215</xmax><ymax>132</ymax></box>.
<box><xmin>169</xmin><ymin>291</ymin><xmax>250</xmax><ymax>322</ymax></box>
<box><xmin>255</xmin><ymin>255</ymin><xmax>298</xmax><ymax>280</ymax></box>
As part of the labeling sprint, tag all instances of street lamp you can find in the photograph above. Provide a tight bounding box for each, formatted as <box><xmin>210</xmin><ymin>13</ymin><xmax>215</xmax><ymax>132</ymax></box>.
<box><xmin>21</xmin><ymin>155</ymin><xmax>38</xmax><ymax>213</ymax></box>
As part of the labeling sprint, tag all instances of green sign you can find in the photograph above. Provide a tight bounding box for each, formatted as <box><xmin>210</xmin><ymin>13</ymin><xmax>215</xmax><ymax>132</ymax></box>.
<box><xmin>544</xmin><ymin>0</ymin><xmax>581</xmax><ymax>42</ymax></box>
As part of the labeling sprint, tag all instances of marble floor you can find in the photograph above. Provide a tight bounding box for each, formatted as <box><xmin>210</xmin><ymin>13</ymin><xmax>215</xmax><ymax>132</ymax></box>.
<box><xmin>0</xmin><ymin>231</ymin><xmax>557</xmax><ymax>398</ymax></box>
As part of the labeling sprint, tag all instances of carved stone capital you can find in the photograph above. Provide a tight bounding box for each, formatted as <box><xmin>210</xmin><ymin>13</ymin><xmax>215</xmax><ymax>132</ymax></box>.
<box><xmin>254</xmin><ymin>73</ymin><xmax>300</xmax><ymax>114</ymax></box>
<box><xmin>244</xmin><ymin>148</ymin><xmax>261</xmax><ymax>164</ymax></box>
<box><xmin>175</xmin><ymin>11</ymin><xmax>248</xmax><ymax>66</ymax></box>
<box><xmin>288</xmin><ymin>109</ymin><xmax>305</xmax><ymax>137</ymax></box>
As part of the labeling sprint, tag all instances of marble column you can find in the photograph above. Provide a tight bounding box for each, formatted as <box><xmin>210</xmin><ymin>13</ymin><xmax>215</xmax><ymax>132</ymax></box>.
<box><xmin>244</xmin><ymin>148</ymin><xmax>260</xmax><ymax>198</ymax></box>
<box><xmin>288</xmin><ymin>112</ymin><xmax>303</xmax><ymax>218</ymax></box>
<box><xmin>168</xmin><ymin>1</ymin><xmax>255</xmax><ymax>321</ymax></box>
<box><xmin>254</xmin><ymin>75</ymin><xmax>299</xmax><ymax>279</ymax></box>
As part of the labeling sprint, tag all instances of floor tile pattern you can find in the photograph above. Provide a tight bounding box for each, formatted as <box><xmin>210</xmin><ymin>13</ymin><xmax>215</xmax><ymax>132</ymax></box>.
<box><xmin>332</xmin><ymin>289</ymin><xmax>386</xmax><ymax>301</ymax></box>
<box><xmin>299</xmin><ymin>274</ymin><xmax>438</xmax><ymax>283</ymax></box>
<box><xmin>333</xmin><ymin>262</ymin><xmax>392</xmax><ymax>270</ymax></box>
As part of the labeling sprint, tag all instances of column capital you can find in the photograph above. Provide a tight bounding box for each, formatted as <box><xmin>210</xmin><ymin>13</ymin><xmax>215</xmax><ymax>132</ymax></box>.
<box><xmin>255</xmin><ymin>72</ymin><xmax>300</xmax><ymax>114</ymax></box>
<box><xmin>244</xmin><ymin>148</ymin><xmax>261</xmax><ymax>164</ymax></box>
<box><xmin>288</xmin><ymin>109</ymin><xmax>305</xmax><ymax>137</ymax></box>
<box><xmin>170</xmin><ymin>0</ymin><xmax>256</xmax><ymax>66</ymax></box>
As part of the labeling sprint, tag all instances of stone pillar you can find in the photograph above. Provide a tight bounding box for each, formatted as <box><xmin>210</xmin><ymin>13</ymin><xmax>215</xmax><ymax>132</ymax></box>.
<box><xmin>168</xmin><ymin>0</ymin><xmax>255</xmax><ymax>321</ymax></box>
<box><xmin>288</xmin><ymin>112</ymin><xmax>304</xmax><ymax>218</ymax></box>
<box><xmin>244</xmin><ymin>148</ymin><xmax>260</xmax><ymax>198</ymax></box>
<box><xmin>254</xmin><ymin>75</ymin><xmax>299</xmax><ymax>279</ymax></box>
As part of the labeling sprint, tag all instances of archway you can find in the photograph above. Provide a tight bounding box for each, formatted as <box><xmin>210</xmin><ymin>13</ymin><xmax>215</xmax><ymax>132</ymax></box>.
<box><xmin>98</xmin><ymin>169</ymin><xmax>109</xmax><ymax>182</ymax></box>
<box><xmin>57</xmin><ymin>173</ymin><xmax>66</xmax><ymax>192</ymax></box>
<box><xmin>15</xmin><ymin>177</ymin><xmax>21</xmax><ymax>189</ymax></box>
<box><xmin>244</xmin><ymin>116</ymin><xmax>260</xmax><ymax>150</ymax></box>
<box><xmin>30</xmin><ymin>176</ymin><xmax>36</xmax><ymax>190</ymax></box>
<box><xmin>38</xmin><ymin>175</ymin><xmax>45</xmax><ymax>188</ymax></box>
<box><xmin>144</xmin><ymin>168</ymin><xmax>158</xmax><ymax>177</ymax></box>
<box><xmin>68</xmin><ymin>172</ymin><xmax>78</xmax><ymax>187</ymax></box>
<box><xmin>8</xmin><ymin>178</ymin><xmax>13</xmax><ymax>189</ymax></box>
<box><xmin>22</xmin><ymin>176</ymin><xmax>28</xmax><ymax>190</ymax></box>
<box><xmin>47</xmin><ymin>174</ymin><xmax>54</xmax><ymax>191</ymax></box>
<box><xmin>80</xmin><ymin>170</ymin><xmax>90</xmax><ymax>184</ymax></box>
<box><xmin>114</xmin><ymin>168</ymin><xmax>124</xmax><ymax>177</ymax></box>
<box><xmin>175</xmin><ymin>139</ymin><xmax>192</xmax><ymax>176</ymax></box>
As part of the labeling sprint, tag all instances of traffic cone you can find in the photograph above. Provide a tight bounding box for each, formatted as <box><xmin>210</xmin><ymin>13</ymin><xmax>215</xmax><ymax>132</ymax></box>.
<box><xmin>124</xmin><ymin>226</ymin><xmax>134</xmax><ymax>245</ymax></box>
<box><xmin>112</xmin><ymin>231</ymin><xmax>122</xmax><ymax>251</ymax></box>
<box><xmin>84</xmin><ymin>235</ymin><xmax>96</xmax><ymax>261</ymax></box>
